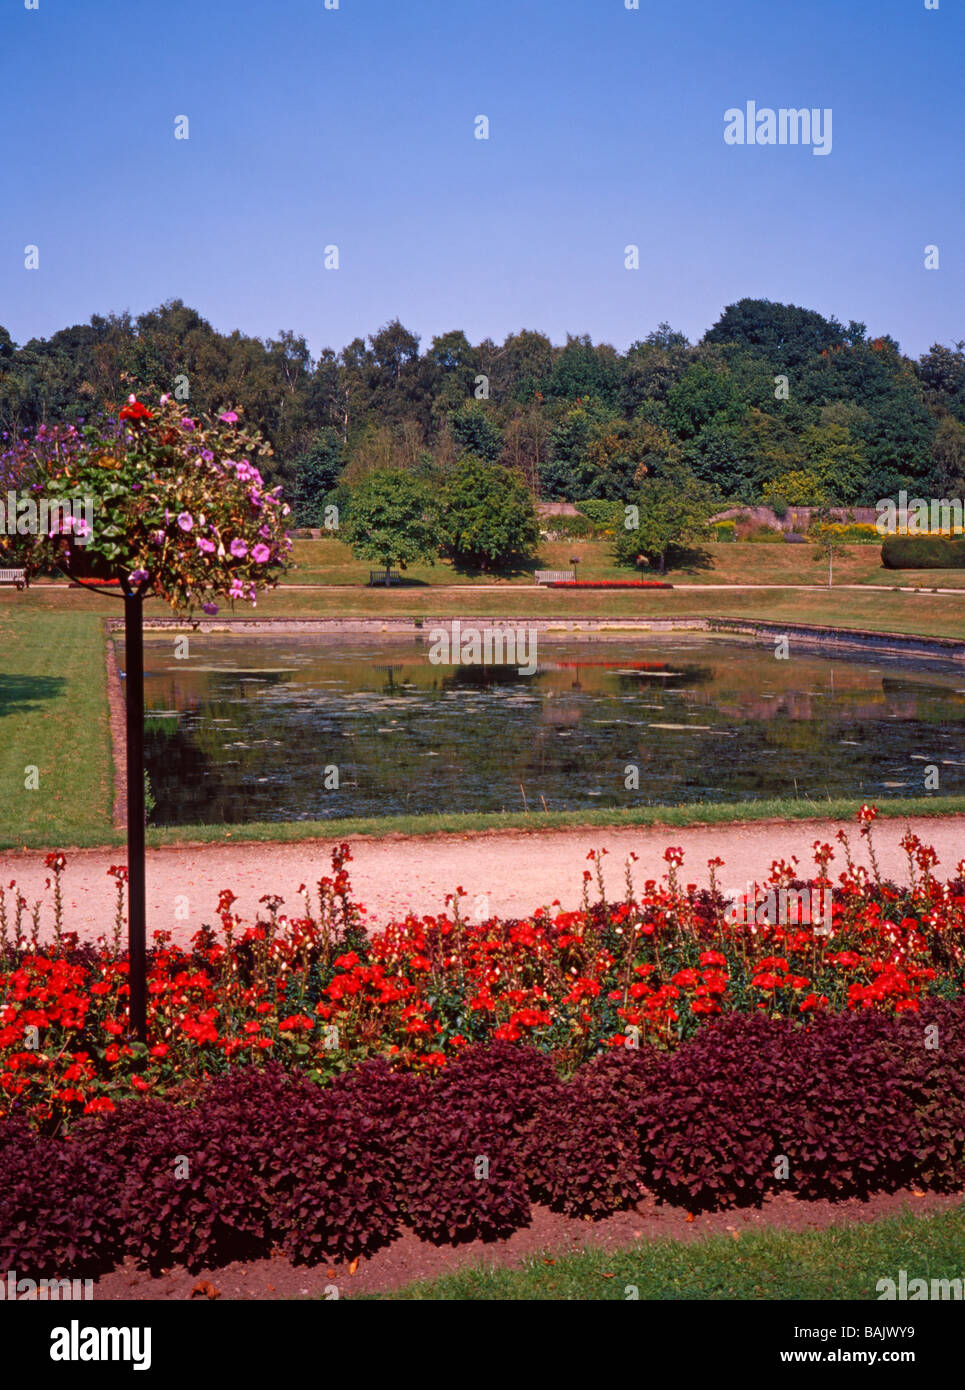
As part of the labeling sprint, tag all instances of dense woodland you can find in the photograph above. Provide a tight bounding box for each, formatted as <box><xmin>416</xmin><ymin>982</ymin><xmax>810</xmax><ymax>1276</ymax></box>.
<box><xmin>2</xmin><ymin>297</ymin><xmax>964</xmax><ymax>522</ymax></box>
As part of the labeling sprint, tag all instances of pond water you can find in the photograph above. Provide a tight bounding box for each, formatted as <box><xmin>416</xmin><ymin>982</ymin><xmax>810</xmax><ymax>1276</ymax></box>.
<box><xmin>132</xmin><ymin>633</ymin><xmax>965</xmax><ymax>825</ymax></box>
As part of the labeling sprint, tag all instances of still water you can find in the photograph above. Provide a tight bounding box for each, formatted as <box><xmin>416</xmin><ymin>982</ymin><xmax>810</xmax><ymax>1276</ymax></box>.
<box><xmin>133</xmin><ymin>634</ymin><xmax>965</xmax><ymax>825</ymax></box>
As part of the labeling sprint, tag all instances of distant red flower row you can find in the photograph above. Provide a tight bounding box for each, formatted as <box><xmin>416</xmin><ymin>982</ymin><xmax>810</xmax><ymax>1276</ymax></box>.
<box><xmin>549</xmin><ymin>579</ymin><xmax>673</xmax><ymax>589</ymax></box>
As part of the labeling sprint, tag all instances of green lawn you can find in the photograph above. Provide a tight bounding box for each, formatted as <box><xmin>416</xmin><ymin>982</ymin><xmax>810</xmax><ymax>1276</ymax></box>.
<box><xmin>282</xmin><ymin>536</ymin><xmax>965</xmax><ymax>590</ymax></box>
<box><xmin>0</xmin><ymin>608</ymin><xmax>113</xmax><ymax>847</ymax></box>
<box><xmin>10</xmin><ymin>581</ymin><xmax>965</xmax><ymax>641</ymax></box>
<box><xmin>364</xmin><ymin>1202</ymin><xmax>965</xmax><ymax>1300</ymax></box>
<box><xmin>141</xmin><ymin>795</ymin><xmax>965</xmax><ymax>851</ymax></box>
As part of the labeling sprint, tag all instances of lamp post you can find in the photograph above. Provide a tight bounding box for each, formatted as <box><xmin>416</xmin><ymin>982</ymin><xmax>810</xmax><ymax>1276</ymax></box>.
<box><xmin>124</xmin><ymin>587</ymin><xmax>147</xmax><ymax>1041</ymax></box>
<box><xmin>53</xmin><ymin>554</ymin><xmax>149</xmax><ymax>1043</ymax></box>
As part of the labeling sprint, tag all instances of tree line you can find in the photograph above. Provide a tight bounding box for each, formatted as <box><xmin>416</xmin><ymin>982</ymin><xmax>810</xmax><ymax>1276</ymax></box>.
<box><xmin>3</xmin><ymin>297</ymin><xmax>964</xmax><ymax>522</ymax></box>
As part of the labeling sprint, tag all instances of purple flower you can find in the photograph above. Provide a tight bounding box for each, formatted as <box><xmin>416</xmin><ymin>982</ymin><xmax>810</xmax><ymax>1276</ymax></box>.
<box><xmin>181</xmin><ymin>418</ymin><xmax>195</xmax><ymax>430</ymax></box>
<box><xmin>130</xmin><ymin>568</ymin><xmax>149</xmax><ymax>586</ymax></box>
<box><xmin>229</xmin><ymin>578</ymin><xmax>245</xmax><ymax>598</ymax></box>
<box><xmin>251</xmin><ymin>543</ymin><xmax>270</xmax><ymax>563</ymax></box>
<box><xmin>197</xmin><ymin>537</ymin><xmax>216</xmax><ymax>554</ymax></box>
<box><xmin>200</xmin><ymin>449</ymin><xmax>214</xmax><ymax>462</ymax></box>
<box><xmin>219</xmin><ymin>411</ymin><xmax>238</xmax><ymax>424</ymax></box>
<box><xmin>177</xmin><ymin>512</ymin><xmax>194</xmax><ymax>531</ymax></box>
<box><xmin>202</xmin><ymin>602</ymin><xmax>219</xmax><ymax>615</ymax></box>
<box><xmin>229</xmin><ymin>537</ymin><xmax>248</xmax><ymax>558</ymax></box>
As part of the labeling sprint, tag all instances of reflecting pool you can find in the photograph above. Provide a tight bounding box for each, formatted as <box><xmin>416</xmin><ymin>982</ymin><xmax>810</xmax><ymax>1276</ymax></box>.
<box><xmin>132</xmin><ymin>634</ymin><xmax>965</xmax><ymax>825</ymax></box>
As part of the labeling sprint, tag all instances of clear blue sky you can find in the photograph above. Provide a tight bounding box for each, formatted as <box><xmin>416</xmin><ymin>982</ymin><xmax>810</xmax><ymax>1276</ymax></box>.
<box><xmin>2</xmin><ymin>0</ymin><xmax>962</xmax><ymax>359</ymax></box>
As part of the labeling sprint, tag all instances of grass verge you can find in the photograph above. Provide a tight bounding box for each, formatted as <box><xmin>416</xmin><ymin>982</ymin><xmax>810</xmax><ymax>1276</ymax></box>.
<box><xmin>135</xmin><ymin>794</ymin><xmax>965</xmax><ymax>849</ymax></box>
<box><xmin>363</xmin><ymin>1202</ymin><xmax>965</xmax><ymax>1300</ymax></box>
<box><xmin>0</xmin><ymin>609</ymin><xmax>113</xmax><ymax>846</ymax></box>
<box><xmin>9</xmin><ymin>582</ymin><xmax>965</xmax><ymax>641</ymax></box>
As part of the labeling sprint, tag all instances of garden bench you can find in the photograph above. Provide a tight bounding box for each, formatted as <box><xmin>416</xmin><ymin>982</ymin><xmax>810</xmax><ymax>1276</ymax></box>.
<box><xmin>534</xmin><ymin>569</ymin><xmax>575</xmax><ymax>585</ymax></box>
<box><xmin>0</xmin><ymin>568</ymin><xmax>27</xmax><ymax>590</ymax></box>
<box><xmin>368</xmin><ymin>570</ymin><xmax>403</xmax><ymax>586</ymax></box>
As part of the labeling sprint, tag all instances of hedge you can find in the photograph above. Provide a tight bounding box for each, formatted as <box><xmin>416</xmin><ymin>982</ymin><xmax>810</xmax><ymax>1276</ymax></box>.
<box><xmin>4</xmin><ymin>1003</ymin><xmax>965</xmax><ymax>1276</ymax></box>
<box><xmin>881</xmin><ymin>536</ymin><xmax>965</xmax><ymax>569</ymax></box>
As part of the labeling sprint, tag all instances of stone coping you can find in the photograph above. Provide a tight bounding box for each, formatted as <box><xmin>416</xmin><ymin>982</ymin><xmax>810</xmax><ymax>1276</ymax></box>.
<box><xmin>102</xmin><ymin>614</ymin><xmax>965</xmax><ymax>662</ymax></box>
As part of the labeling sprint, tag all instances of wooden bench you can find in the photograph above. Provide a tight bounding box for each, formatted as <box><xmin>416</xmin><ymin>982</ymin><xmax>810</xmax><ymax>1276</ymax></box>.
<box><xmin>534</xmin><ymin>569</ymin><xmax>575</xmax><ymax>585</ymax></box>
<box><xmin>368</xmin><ymin>570</ymin><xmax>403</xmax><ymax>586</ymax></box>
<box><xmin>0</xmin><ymin>568</ymin><xmax>28</xmax><ymax>590</ymax></box>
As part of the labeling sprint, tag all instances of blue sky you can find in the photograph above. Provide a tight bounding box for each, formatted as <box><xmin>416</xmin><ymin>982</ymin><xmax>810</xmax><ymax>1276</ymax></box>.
<box><xmin>2</xmin><ymin>0</ymin><xmax>962</xmax><ymax>359</ymax></box>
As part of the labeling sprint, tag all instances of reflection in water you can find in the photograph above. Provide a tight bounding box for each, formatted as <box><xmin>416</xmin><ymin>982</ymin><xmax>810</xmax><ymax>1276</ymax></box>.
<box><xmin>127</xmin><ymin>635</ymin><xmax>965</xmax><ymax>826</ymax></box>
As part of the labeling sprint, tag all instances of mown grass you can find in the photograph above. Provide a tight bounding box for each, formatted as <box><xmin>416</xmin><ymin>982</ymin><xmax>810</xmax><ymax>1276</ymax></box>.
<box><xmin>9</xmin><ymin>582</ymin><xmax>965</xmax><ymax>641</ymax></box>
<box><xmin>4</xmin><ymin>793</ymin><xmax>958</xmax><ymax>852</ymax></box>
<box><xmin>284</xmin><ymin>538</ymin><xmax>965</xmax><ymax>591</ymax></box>
<box><xmin>0</xmin><ymin>608</ymin><xmax>113</xmax><ymax>847</ymax></box>
<box><xmin>138</xmin><ymin>795</ymin><xmax>965</xmax><ymax>851</ymax></box>
<box><xmin>363</xmin><ymin>1202</ymin><xmax>965</xmax><ymax>1300</ymax></box>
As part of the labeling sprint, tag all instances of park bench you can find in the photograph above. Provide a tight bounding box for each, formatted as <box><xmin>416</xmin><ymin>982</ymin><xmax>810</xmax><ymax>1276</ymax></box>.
<box><xmin>368</xmin><ymin>570</ymin><xmax>403</xmax><ymax>586</ymax></box>
<box><xmin>0</xmin><ymin>568</ymin><xmax>28</xmax><ymax>590</ymax></box>
<box><xmin>534</xmin><ymin>569</ymin><xmax>575</xmax><ymax>585</ymax></box>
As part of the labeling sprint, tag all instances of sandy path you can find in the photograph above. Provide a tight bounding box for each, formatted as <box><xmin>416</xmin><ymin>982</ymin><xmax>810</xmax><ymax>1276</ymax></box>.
<box><xmin>2</xmin><ymin>815</ymin><xmax>964</xmax><ymax>945</ymax></box>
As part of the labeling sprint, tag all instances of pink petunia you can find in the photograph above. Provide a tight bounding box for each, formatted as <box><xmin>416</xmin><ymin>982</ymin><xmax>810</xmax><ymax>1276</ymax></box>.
<box><xmin>251</xmin><ymin>543</ymin><xmax>270</xmax><ymax>563</ymax></box>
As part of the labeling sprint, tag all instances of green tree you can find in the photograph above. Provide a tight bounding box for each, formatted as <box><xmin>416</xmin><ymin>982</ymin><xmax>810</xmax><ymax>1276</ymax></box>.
<box><xmin>292</xmin><ymin>428</ymin><xmax>345</xmax><ymax>525</ymax></box>
<box><xmin>449</xmin><ymin>404</ymin><xmax>504</xmax><ymax>463</ymax></box>
<box><xmin>931</xmin><ymin>414</ymin><xmax>965</xmax><ymax>494</ymax></box>
<box><xmin>614</xmin><ymin>467</ymin><xmax>714</xmax><ymax>573</ymax></box>
<box><xmin>341</xmin><ymin>469</ymin><xmax>439</xmax><ymax>581</ymax></box>
<box><xmin>704</xmin><ymin>298</ymin><xmax>847</xmax><ymax>371</ymax></box>
<box><xmin>801</xmin><ymin>422</ymin><xmax>869</xmax><ymax>504</ymax></box>
<box><xmin>440</xmin><ymin>457</ymin><xmax>539</xmax><ymax>572</ymax></box>
<box><xmin>665</xmin><ymin>365</ymin><xmax>746</xmax><ymax>441</ymax></box>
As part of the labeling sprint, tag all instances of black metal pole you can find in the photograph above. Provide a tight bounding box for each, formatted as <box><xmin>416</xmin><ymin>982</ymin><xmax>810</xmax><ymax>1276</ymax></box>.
<box><xmin>124</xmin><ymin>590</ymin><xmax>147</xmax><ymax>1043</ymax></box>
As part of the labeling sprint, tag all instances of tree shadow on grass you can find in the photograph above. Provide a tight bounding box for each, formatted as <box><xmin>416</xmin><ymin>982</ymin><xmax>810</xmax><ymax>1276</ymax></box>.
<box><xmin>666</xmin><ymin>545</ymin><xmax>714</xmax><ymax>575</ymax></box>
<box><xmin>446</xmin><ymin>550</ymin><xmax>542</xmax><ymax>579</ymax></box>
<box><xmin>0</xmin><ymin>673</ymin><xmax>67</xmax><ymax>719</ymax></box>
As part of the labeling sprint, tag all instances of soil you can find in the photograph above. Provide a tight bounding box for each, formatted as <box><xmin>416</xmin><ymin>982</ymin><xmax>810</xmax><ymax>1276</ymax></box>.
<box><xmin>87</xmin><ymin>1188</ymin><xmax>958</xmax><ymax>1300</ymax></box>
<box><xmin>3</xmin><ymin>815</ymin><xmax>964</xmax><ymax>945</ymax></box>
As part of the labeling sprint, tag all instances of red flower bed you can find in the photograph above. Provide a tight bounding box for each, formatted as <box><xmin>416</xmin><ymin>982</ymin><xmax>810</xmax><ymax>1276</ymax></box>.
<box><xmin>2</xmin><ymin>811</ymin><xmax>964</xmax><ymax>1133</ymax></box>
<box><xmin>548</xmin><ymin>579</ymin><xmax>673</xmax><ymax>588</ymax></box>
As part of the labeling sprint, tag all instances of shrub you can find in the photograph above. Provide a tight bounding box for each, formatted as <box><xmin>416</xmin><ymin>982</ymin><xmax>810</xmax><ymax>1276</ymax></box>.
<box><xmin>270</xmin><ymin>1081</ymin><xmax>400</xmax><ymax>1265</ymax></box>
<box><xmin>0</xmin><ymin>1121</ymin><xmax>120</xmax><ymax>1277</ymax></box>
<box><xmin>395</xmin><ymin>1044</ymin><xmax>555</xmax><ymax>1242</ymax></box>
<box><xmin>539</xmin><ymin>513</ymin><xmax>596</xmax><ymax>540</ymax></box>
<box><xmin>640</xmin><ymin>1015</ymin><xmax>783</xmax><ymax>1210</ymax></box>
<box><xmin>576</xmin><ymin>500</ymin><xmax>623</xmax><ymax>534</ymax></box>
<box><xmin>5</xmin><ymin>1005</ymin><xmax>965</xmax><ymax>1272</ymax></box>
<box><xmin>881</xmin><ymin>536</ymin><xmax>965</xmax><ymax>569</ymax></box>
<box><xmin>518</xmin><ymin>1049</ymin><xmax>666</xmax><ymax>1216</ymax></box>
<box><xmin>398</xmin><ymin>1098</ymin><xmax>532</xmax><ymax>1242</ymax></box>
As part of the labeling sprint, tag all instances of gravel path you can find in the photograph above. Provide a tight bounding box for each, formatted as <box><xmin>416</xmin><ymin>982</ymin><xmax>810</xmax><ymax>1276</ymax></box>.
<box><xmin>3</xmin><ymin>815</ymin><xmax>964</xmax><ymax>945</ymax></box>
